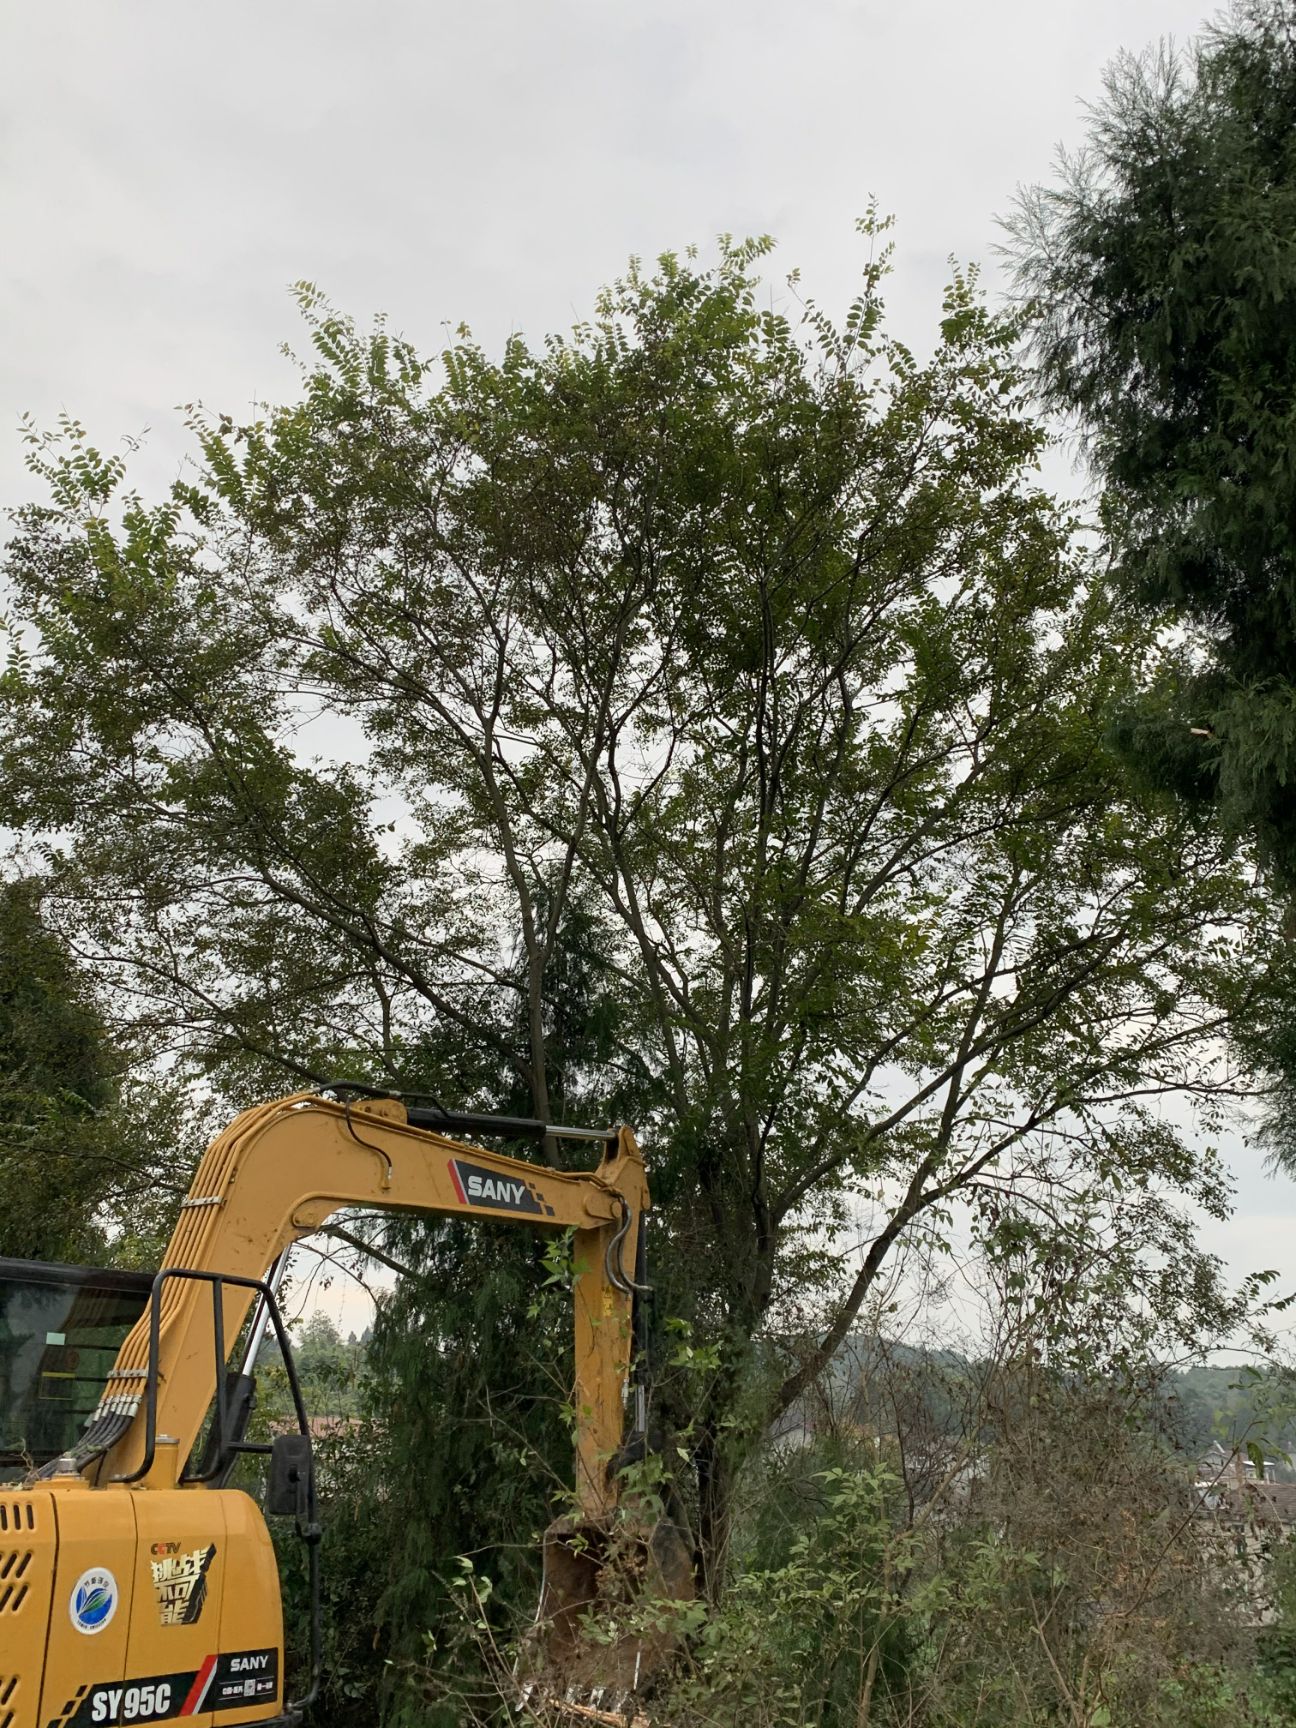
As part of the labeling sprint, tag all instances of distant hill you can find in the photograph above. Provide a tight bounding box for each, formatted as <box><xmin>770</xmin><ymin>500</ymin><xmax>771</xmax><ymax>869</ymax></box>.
<box><xmin>786</xmin><ymin>1334</ymin><xmax>1296</xmax><ymax>1481</ymax></box>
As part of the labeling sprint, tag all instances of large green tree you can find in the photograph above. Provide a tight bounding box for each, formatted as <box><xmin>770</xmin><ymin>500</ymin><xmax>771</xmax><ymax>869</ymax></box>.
<box><xmin>0</xmin><ymin>878</ymin><xmax>174</xmax><ymax>1262</ymax></box>
<box><xmin>1007</xmin><ymin>1</ymin><xmax>1296</xmax><ymax>1148</ymax></box>
<box><xmin>0</xmin><ymin>236</ymin><xmax>1279</xmax><ymax>1615</ymax></box>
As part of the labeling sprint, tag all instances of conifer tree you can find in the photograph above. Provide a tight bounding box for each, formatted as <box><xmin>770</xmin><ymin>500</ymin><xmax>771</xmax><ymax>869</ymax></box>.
<box><xmin>1009</xmin><ymin>0</ymin><xmax>1296</xmax><ymax>1160</ymax></box>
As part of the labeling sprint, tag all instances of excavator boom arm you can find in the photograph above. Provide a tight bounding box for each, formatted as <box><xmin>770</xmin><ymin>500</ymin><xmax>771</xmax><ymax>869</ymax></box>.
<box><xmin>93</xmin><ymin>1093</ymin><xmax>649</xmax><ymax>1514</ymax></box>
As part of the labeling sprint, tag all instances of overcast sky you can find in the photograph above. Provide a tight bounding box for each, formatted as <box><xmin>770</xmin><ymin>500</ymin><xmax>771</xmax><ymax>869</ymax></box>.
<box><xmin>4</xmin><ymin>0</ymin><xmax>1292</xmax><ymax>1332</ymax></box>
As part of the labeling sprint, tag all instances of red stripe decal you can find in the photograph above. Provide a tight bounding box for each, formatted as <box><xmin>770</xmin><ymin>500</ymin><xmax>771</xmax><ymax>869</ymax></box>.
<box><xmin>448</xmin><ymin>1160</ymin><xmax>468</xmax><ymax>1205</ymax></box>
<box><xmin>182</xmin><ymin>1654</ymin><xmax>217</xmax><ymax>1715</ymax></box>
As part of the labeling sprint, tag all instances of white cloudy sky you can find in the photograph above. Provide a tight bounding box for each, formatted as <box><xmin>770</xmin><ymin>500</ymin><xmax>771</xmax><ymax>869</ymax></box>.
<box><xmin>4</xmin><ymin>0</ymin><xmax>1293</xmax><ymax>1331</ymax></box>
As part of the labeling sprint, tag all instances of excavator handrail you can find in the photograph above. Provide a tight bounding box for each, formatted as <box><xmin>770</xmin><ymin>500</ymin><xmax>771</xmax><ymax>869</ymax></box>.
<box><xmin>111</xmin><ymin>1264</ymin><xmax>323</xmax><ymax>1720</ymax></box>
<box><xmin>110</xmin><ymin>1268</ymin><xmax>302</xmax><ymax>1485</ymax></box>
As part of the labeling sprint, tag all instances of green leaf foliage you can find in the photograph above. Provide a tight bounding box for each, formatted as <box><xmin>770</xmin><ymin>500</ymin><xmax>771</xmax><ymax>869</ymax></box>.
<box><xmin>1</xmin><ymin>232</ymin><xmax>1288</xmax><ymax>1715</ymax></box>
<box><xmin>0</xmin><ymin>878</ymin><xmax>173</xmax><ymax>1262</ymax></box>
<box><xmin>1008</xmin><ymin>1</ymin><xmax>1296</xmax><ymax>1167</ymax></box>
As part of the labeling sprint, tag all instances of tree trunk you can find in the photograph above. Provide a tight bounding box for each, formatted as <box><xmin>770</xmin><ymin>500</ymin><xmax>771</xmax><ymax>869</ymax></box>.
<box><xmin>693</xmin><ymin>1416</ymin><xmax>736</xmax><ymax>1603</ymax></box>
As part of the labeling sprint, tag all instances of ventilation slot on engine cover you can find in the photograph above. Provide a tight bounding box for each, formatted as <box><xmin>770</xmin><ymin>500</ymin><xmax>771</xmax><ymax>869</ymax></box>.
<box><xmin>0</xmin><ymin>1550</ymin><xmax>31</xmax><ymax>1614</ymax></box>
<box><xmin>0</xmin><ymin>1671</ymin><xmax>18</xmax><ymax>1728</ymax></box>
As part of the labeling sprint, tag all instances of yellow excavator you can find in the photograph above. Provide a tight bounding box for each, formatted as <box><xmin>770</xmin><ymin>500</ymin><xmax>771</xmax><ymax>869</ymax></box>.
<box><xmin>0</xmin><ymin>1084</ymin><xmax>692</xmax><ymax>1728</ymax></box>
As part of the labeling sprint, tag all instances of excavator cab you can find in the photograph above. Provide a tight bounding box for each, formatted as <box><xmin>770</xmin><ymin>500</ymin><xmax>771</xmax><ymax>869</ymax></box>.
<box><xmin>0</xmin><ymin>1259</ymin><xmax>153</xmax><ymax>1481</ymax></box>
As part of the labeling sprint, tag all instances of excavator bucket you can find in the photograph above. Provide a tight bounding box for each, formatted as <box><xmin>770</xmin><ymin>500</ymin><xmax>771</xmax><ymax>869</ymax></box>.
<box><xmin>521</xmin><ymin>1509</ymin><xmax>696</xmax><ymax>1715</ymax></box>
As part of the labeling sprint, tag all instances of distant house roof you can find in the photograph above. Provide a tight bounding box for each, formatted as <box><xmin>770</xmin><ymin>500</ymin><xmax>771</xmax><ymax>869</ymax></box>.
<box><xmin>1197</xmin><ymin>1480</ymin><xmax>1296</xmax><ymax>1525</ymax></box>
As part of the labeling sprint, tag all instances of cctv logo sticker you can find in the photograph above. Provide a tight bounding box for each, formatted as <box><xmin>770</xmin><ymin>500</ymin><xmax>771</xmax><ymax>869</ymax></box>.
<box><xmin>448</xmin><ymin>1158</ymin><xmax>555</xmax><ymax>1216</ymax></box>
<box><xmin>70</xmin><ymin>1568</ymin><xmax>118</xmax><ymax>1635</ymax></box>
<box><xmin>150</xmin><ymin>1542</ymin><xmax>216</xmax><ymax>1626</ymax></box>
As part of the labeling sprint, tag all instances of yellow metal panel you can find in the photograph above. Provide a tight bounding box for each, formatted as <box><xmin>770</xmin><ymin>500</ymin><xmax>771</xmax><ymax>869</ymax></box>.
<box><xmin>126</xmin><ymin>1486</ymin><xmax>227</xmax><ymax>1727</ymax></box>
<box><xmin>204</xmin><ymin>1492</ymin><xmax>283</xmax><ymax>1725</ymax></box>
<box><xmin>124</xmin><ymin>1487</ymin><xmax>282</xmax><ymax>1725</ymax></box>
<box><xmin>21</xmin><ymin>1483</ymin><xmax>282</xmax><ymax>1728</ymax></box>
<box><xmin>38</xmin><ymin>1486</ymin><xmax>137</xmax><ymax>1728</ymax></box>
<box><xmin>0</xmin><ymin>1489</ymin><xmax>57</xmax><ymax>1728</ymax></box>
